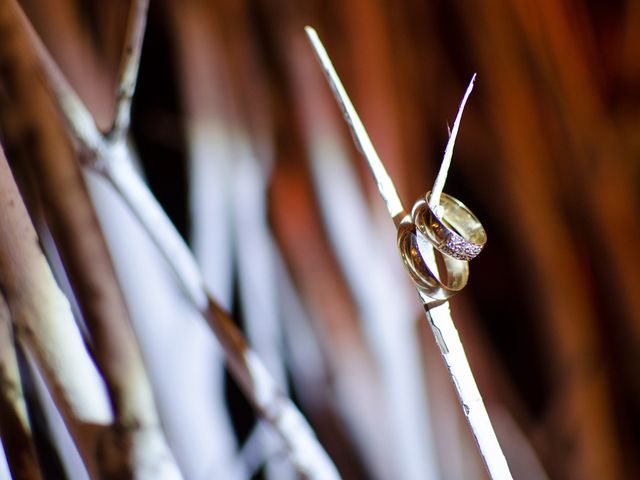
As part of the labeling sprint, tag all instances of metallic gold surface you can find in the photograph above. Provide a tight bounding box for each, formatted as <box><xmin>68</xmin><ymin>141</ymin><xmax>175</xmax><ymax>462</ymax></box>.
<box><xmin>413</xmin><ymin>193</ymin><xmax>487</xmax><ymax>261</ymax></box>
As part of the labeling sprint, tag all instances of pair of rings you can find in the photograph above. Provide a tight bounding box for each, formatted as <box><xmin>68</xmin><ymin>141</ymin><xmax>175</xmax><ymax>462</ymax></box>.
<box><xmin>397</xmin><ymin>191</ymin><xmax>486</xmax><ymax>301</ymax></box>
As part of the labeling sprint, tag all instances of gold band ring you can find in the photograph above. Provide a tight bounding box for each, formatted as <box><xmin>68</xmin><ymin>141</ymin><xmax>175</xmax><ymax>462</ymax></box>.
<box><xmin>397</xmin><ymin>217</ymin><xmax>469</xmax><ymax>300</ymax></box>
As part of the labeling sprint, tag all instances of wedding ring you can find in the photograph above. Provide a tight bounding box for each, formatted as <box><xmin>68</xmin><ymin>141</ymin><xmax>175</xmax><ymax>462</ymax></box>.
<box><xmin>412</xmin><ymin>192</ymin><xmax>486</xmax><ymax>261</ymax></box>
<box><xmin>397</xmin><ymin>217</ymin><xmax>469</xmax><ymax>300</ymax></box>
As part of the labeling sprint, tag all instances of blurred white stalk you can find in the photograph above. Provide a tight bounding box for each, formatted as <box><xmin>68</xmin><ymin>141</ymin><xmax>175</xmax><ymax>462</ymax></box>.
<box><xmin>273</xmin><ymin>251</ymin><xmax>329</xmax><ymax>411</ymax></box>
<box><xmin>171</xmin><ymin>2</ymin><xmax>294</xmax><ymax>472</ymax></box>
<box><xmin>189</xmin><ymin>121</ymin><xmax>234</xmax><ymax>308</ymax></box>
<box><xmin>85</xmin><ymin>154</ymin><xmax>242</xmax><ymax>480</ymax></box>
<box><xmin>0</xmin><ymin>443</ymin><xmax>10</xmax><ymax>480</ymax></box>
<box><xmin>274</xmin><ymin>229</ymin><xmax>387</xmax><ymax>478</ymax></box>
<box><xmin>307</xmin><ymin>130</ymin><xmax>440</xmax><ymax>480</ymax></box>
<box><xmin>293</xmin><ymin>31</ymin><xmax>439</xmax><ymax>478</ymax></box>
<box><xmin>0</xmin><ymin>145</ymin><xmax>112</xmax><ymax>478</ymax></box>
<box><xmin>232</xmin><ymin>134</ymin><xmax>295</xmax><ymax>480</ymax></box>
<box><xmin>86</xmin><ymin>141</ymin><xmax>339</xmax><ymax>479</ymax></box>
<box><xmin>186</xmin><ymin>119</ymin><xmax>246</xmax><ymax>479</ymax></box>
<box><xmin>26</xmin><ymin>353</ymin><xmax>89</xmax><ymax>480</ymax></box>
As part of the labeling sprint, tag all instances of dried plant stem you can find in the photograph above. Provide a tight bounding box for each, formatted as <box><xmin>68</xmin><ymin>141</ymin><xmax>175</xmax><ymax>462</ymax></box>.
<box><xmin>422</xmin><ymin>296</ymin><xmax>511</xmax><ymax>479</ymax></box>
<box><xmin>167</xmin><ymin>0</ymin><xmax>236</xmax><ymax>309</ymax></box>
<box><xmin>305</xmin><ymin>27</ymin><xmax>404</xmax><ymax>220</ymax></box>
<box><xmin>0</xmin><ymin>292</ymin><xmax>43</xmax><ymax>480</ymax></box>
<box><xmin>109</xmin><ymin>0</ymin><xmax>149</xmax><ymax>142</ymax></box>
<box><xmin>285</xmin><ymin>30</ymin><xmax>439</xmax><ymax>478</ymax></box>
<box><xmin>422</xmin><ymin>75</ymin><xmax>511</xmax><ymax>477</ymax></box>
<box><xmin>157</xmin><ymin>3</ymin><xmax>244</xmax><ymax>477</ymax></box>
<box><xmin>306</xmin><ymin>26</ymin><xmax>511</xmax><ymax>479</ymax></box>
<box><xmin>16</xmin><ymin>4</ymin><xmax>339</xmax><ymax>477</ymax></box>
<box><xmin>14</xmin><ymin>3</ymin><xmax>104</xmax><ymax>155</ymax></box>
<box><xmin>104</xmin><ymin>147</ymin><xmax>340</xmax><ymax>480</ymax></box>
<box><xmin>169</xmin><ymin>3</ymin><xmax>293</xmax><ymax>476</ymax></box>
<box><xmin>2</xmin><ymin>2</ymin><xmax>183</xmax><ymax>478</ymax></box>
<box><xmin>430</xmin><ymin>74</ymin><xmax>475</xmax><ymax>210</ymax></box>
<box><xmin>0</xmin><ymin>143</ymin><xmax>113</xmax><ymax>477</ymax></box>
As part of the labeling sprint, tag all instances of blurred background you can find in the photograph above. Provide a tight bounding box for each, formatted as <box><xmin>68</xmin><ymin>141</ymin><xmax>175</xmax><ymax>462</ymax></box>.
<box><xmin>2</xmin><ymin>0</ymin><xmax>640</xmax><ymax>479</ymax></box>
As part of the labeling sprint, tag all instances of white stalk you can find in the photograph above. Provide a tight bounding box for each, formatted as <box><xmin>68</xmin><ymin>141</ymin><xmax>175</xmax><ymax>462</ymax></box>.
<box><xmin>0</xmin><ymin>147</ymin><xmax>112</xmax><ymax>477</ymax></box>
<box><xmin>419</xmin><ymin>73</ymin><xmax>510</xmax><ymax>480</ymax></box>
<box><xmin>306</xmin><ymin>26</ymin><xmax>511</xmax><ymax>479</ymax></box>
<box><xmin>97</xmin><ymin>143</ymin><xmax>340</xmax><ymax>480</ymax></box>
<box><xmin>0</xmin><ymin>291</ymin><xmax>42</xmax><ymax>480</ymax></box>
<box><xmin>232</xmin><ymin>135</ymin><xmax>295</xmax><ymax>480</ymax></box>
<box><xmin>0</xmin><ymin>443</ymin><xmax>10</xmax><ymax>480</ymax></box>
<box><xmin>307</xmin><ymin>130</ymin><xmax>440</xmax><ymax>480</ymax></box>
<box><xmin>429</xmin><ymin>75</ymin><xmax>476</xmax><ymax>210</ymax></box>
<box><xmin>185</xmin><ymin>121</ymin><xmax>245</xmax><ymax>479</ymax></box>
<box><xmin>85</xmin><ymin>163</ymin><xmax>239</xmax><ymax>480</ymax></box>
<box><xmin>421</xmin><ymin>289</ymin><xmax>511</xmax><ymax>479</ymax></box>
<box><xmin>26</xmin><ymin>352</ymin><xmax>90</xmax><ymax>480</ymax></box>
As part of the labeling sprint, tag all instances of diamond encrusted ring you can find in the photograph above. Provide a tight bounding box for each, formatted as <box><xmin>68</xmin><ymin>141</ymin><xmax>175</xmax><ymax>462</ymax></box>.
<box><xmin>412</xmin><ymin>192</ymin><xmax>487</xmax><ymax>262</ymax></box>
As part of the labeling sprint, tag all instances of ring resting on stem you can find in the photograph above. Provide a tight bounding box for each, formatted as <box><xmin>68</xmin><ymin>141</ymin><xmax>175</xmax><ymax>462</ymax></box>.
<box><xmin>397</xmin><ymin>189</ymin><xmax>485</xmax><ymax>301</ymax></box>
<box><xmin>305</xmin><ymin>26</ymin><xmax>512</xmax><ymax>479</ymax></box>
<box><xmin>414</xmin><ymin>192</ymin><xmax>487</xmax><ymax>262</ymax></box>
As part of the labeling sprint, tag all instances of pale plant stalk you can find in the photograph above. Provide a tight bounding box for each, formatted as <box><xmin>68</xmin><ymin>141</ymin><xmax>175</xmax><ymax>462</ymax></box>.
<box><xmin>22</xmin><ymin>6</ymin><xmax>339</xmax><ymax>478</ymax></box>
<box><xmin>109</xmin><ymin>0</ymin><xmax>149</xmax><ymax>142</ymax></box>
<box><xmin>429</xmin><ymin>74</ymin><xmax>476</xmax><ymax>210</ymax></box>
<box><xmin>0</xmin><ymin>291</ymin><xmax>43</xmax><ymax>480</ymax></box>
<box><xmin>306</xmin><ymin>26</ymin><xmax>512</xmax><ymax>480</ymax></box>
<box><xmin>272</xmin><ymin>240</ymin><xmax>388</xmax><ymax>479</ymax></box>
<box><xmin>305</xmin><ymin>30</ymin><xmax>404</xmax><ymax>221</ymax></box>
<box><xmin>288</xmin><ymin>33</ymin><xmax>440</xmax><ymax>479</ymax></box>
<box><xmin>233</xmin><ymin>138</ymin><xmax>295</xmax><ymax>480</ymax></box>
<box><xmin>34</xmin><ymin>225</ymin><xmax>92</xmax><ymax>479</ymax></box>
<box><xmin>167</xmin><ymin>0</ymin><xmax>235</xmax><ymax>308</ymax></box>
<box><xmin>181</xmin><ymin>5</ymin><xmax>294</xmax><ymax>473</ymax></box>
<box><xmin>166</xmin><ymin>6</ymin><xmax>243</xmax><ymax>475</ymax></box>
<box><xmin>0</xmin><ymin>144</ymin><xmax>113</xmax><ymax>478</ymax></box>
<box><xmin>84</xmin><ymin>163</ymin><xmax>243</xmax><ymax>479</ymax></box>
<box><xmin>0</xmin><ymin>444</ymin><xmax>11</xmax><ymax>479</ymax></box>
<box><xmin>105</xmin><ymin>138</ymin><xmax>340</xmax><ymax>480</ymax></box>
<box><xmin>25</xmin><ymin>350</ymin><xmax>90</xmax><ymax>479</ymax></box>
<box><xmin>421</xmin><ymin>290</ymin><xmax>511</xmax><ymax>479</ymax></box>
<box><xmin>4</xmin><ymin>2</ymin><xmax>183</xmax><ymax>477</ymax></box>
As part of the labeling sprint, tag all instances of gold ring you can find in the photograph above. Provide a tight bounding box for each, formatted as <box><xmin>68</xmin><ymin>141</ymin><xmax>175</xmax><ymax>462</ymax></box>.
<box><xmin>412</xmin><ymin>192</ymin><xmax>487</xmax><ymax>261</ymax></box>
<box><xmin>397</xmin><ymin>217</ymin><xmax>469</xmax><ymax>300</ymax></box>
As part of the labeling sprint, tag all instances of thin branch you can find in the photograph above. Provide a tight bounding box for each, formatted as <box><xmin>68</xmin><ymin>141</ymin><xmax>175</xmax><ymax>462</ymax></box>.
<box><xmin>16</xmin><ymin>5</ymin><xmax>339</xmax><ymax>476</ymax></box>
<box><xmin>104</xmin><ymin>147</ymin><xmax>340</xmax><ymax>479</ymax></box>
<box><xmin>430</xmin><ymin>74</ymin><xmax>475</xmax><ymax>210</ymax></box>
<box><xmin>0</xmin><ymin>292</ymin><xmax>43</xmax><ymax>480</ymax></box>
<box><xmin>305</xmin><ymin>26</ymin><xmax>404</xmax><ymax>221</ymax></box>
<box><xmin>422</xmin><ymin>299</ymin><xmax>512</xmax><ymax>479</ymax></box>
<box><xmin>10</xmin><ymin>0</ymin><xmax>103</xmax><ymax>156</ymax></box>
<box><xmin>0</xmin><ymin>141</ymin><xmax>112</xmax><ymax>478</ymax></box>
<box><xmin>109</xmin><ymin>0</ymin><xmax>149</xmax><ymax>142</ymax></box>
<box><xmin>290</xmin><ymin>27</ymin><xmax>440</xmax><ymax>478</ymax></box>
<box><xmin>306</xmin><ymin>26</ymin><xmax>512</xmax><ymax>480</ymax></box>
<box><xmin>2</xmin><ymin>2</ymin><xmax>183</xmax><ymax>477</ymax></box>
